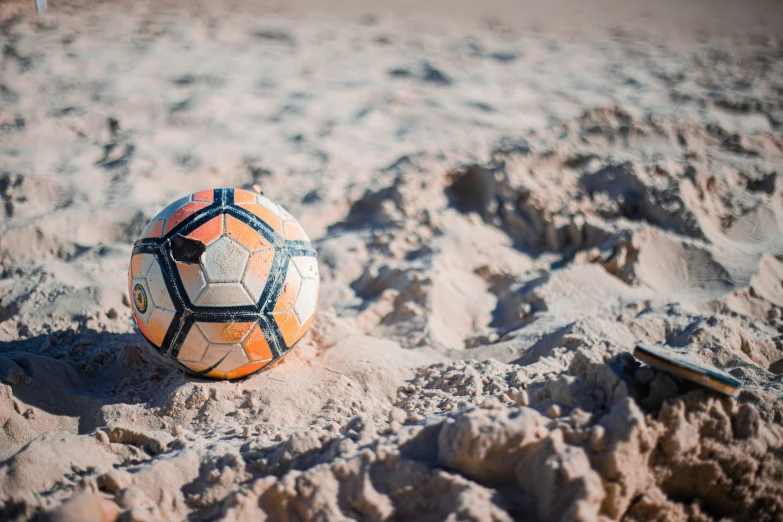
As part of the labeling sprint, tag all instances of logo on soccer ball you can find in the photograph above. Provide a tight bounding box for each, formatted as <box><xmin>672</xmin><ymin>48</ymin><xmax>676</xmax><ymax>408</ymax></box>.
<box><xmin>133</xmin><ymin>284</ymin><xmax>148</xmax><ymax>314</ymax></box>
<box><xmin>128</xmin><ymin>188</ymin><xmax>319</xmax><ymax>380</ymax></box>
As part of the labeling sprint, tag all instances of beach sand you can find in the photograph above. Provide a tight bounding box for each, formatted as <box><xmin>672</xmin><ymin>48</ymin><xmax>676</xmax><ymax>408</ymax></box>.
<box><xmin>1</xmin><ymin>0</ymin><xmax>783</xmax><ymax>520</ymax></box>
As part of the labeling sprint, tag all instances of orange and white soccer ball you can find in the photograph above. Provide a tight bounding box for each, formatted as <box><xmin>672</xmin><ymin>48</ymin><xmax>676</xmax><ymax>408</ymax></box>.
<box><xmin>128</xmin><ymin>188</ymin><xmax>319</xmax><ymax>379</ymax></box>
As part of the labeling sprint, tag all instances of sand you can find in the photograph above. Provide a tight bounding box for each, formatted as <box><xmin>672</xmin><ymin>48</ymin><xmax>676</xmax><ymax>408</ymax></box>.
<box><xmin>1</xmin><ymin>0</ymin><xmax>783</xmax><ymax>520</ymax></box>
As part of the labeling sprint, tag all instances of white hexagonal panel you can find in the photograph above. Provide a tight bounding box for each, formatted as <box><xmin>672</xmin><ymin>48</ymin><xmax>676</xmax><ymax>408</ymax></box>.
<box><xmin>131</xmin><ymin>253</ymin><xmax>156</xmax><ymax>278</ymax></box>
<box><xmin>178</xmin><ymin>326</ymin><xmax>209</xmax><ymax>363</ymax></box>
<box><xmin>176</xmin><ymin>260</ymin><xmax>207</xmax><ymax>304</ymax></box>
<box><xmin>203</xmin><ymin>236</ymin><xmax>250</xmax><ymax>283</ymax></box>
<box><xmin>194</xmin><ymin>282</ymin><xmax>255</xmax><ymax>307</ymax></box>
<box><xmin>196</xmin><ymin>322</ymin><xmax>254</xmax><ymax>344</ymax></box>
<box><xmin>257</xmin><ymin>195</ymin><xmax>292</xmax><ymax>221</ymax></box>
<box><xmin>290</xmin><ymin>256</ymin><xmax>319</xmax><ymax>280</ymax></box>
<box><xmin>293</xmin><ymin>277</ymin><xmax>318</xmax><ymax>324</ymax></box>
<box><xmin>242</xmin><ymin>249</ymin><xmax>275</xmax><ymax>303</ymax></box>
<box><xmin>146</xmin><ymin>260</ymin><xmax>175</xmax><ymax>311</ymax></box>
<box><xmin>200</xmin><ymin>343</ymin><xmax>248</xmax><ymax>373</ymax></box>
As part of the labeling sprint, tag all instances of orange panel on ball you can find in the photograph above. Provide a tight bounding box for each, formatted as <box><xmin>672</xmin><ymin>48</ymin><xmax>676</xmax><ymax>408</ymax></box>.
<box><xmin>142</xmin><ymin>219</ymin><xmax>165</xmax><ymax>239</ymax></box>
<box><xmin>192</xmin><ymin>190</ymin><xmax>214</xmax><ymax>203</ymax></box>
<box><xmin>148</xmin><ymin>309</ymin><xmax>175</xmax><ymax>346</ymax></box>
<box><xmin>225</xmin><ymin>214</ymin><xmax>271</xmax><ymax>250</ymax></box>
<box><xmin>234</xmin><ymin>188</ymin><xmax>257</xmax><ymax>204</ymax></box>
<box><xmin>283</xmin><ymin>220</ymin><xmax>309</xmax><ymax>241</ymax></box>
<box><xmin>187</xmin><ymin>215</ymin><xmax>224</xmax><ymax>245</ymax></box>
<box><xmin>198</xmin><ymin>322</ymin><xmax>255</xmax><ymax>344</ymax></box>
<box><xmin>133</xmin><ymin>311</ymin><xmax>158</xmax><ymax>347</ymax></box>
<box><xmin>291</xmin><ymin>313</ymin><xmax>314</xmax><ymax>346</ymax></box>
<box><xmin>206</xmin><ymin>369</ymin><xmax>226</xmax><ymax>379</ymax></box>
<box><xmin>130</xmin><ymin>256</ymin><xmax>144</xmax><ymax>277</ymax></box>
<box><xmin>148</xmin><ymin>320</ymin><xmax>167</xmax><ymax>345</ymax></box>
<box><xmin>239</xmin><ymin>203</ymin><xmax>284</xmax><ymax>235</ymax></box>
<box><xmin>274</xmin><ymin>309</ymin><xmax>301</xmax><ymax>347</ymax></box>
<box><xmin>164</xmin><ymin>201</ymin><xmax>211</xmax><ymax>234</ymax></box>
<box><xmin>225</xmin><ymin>360</ymin><xmax>271</xmax><ymax>380</ymax></box>
<box><xmin>243</xmin><ymin>325</ymin><xmax>274</xmax><ymax>361</ymax></box>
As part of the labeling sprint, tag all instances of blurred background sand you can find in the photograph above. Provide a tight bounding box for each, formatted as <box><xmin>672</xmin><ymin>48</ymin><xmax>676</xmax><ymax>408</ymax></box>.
<box><xmin>1</xmin><ymin>0</ymin><xmax>783</xmax><ymax>520</ymax></box>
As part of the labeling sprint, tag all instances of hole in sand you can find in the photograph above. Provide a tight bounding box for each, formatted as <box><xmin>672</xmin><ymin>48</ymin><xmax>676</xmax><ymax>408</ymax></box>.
<box><xmin>446</xmin><ymin>165</ymin><xmax>496</xmax><ymax>218</ymax></box>
<box><xmin>769</xmin><ymin>359</ymin><xmax>783</xmax><ymax>375</ymax></box>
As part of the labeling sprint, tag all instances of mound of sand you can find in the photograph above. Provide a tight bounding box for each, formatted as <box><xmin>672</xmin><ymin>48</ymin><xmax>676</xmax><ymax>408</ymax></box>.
<box><xmin>1</xmin><ymin>0</ymin><xmax>782</xmax><ymax>520</ymax></box>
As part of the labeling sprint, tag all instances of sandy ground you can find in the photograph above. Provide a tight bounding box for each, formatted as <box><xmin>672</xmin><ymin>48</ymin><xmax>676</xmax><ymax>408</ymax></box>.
<box><xmin>1</xmin><ymin>0</ymin><xmax>783</xmax><ymax>520</ymax></box>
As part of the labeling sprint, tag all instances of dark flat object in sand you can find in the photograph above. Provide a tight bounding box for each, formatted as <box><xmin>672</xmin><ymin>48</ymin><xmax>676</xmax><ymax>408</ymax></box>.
<box><xmin>633</xmin><ymin>343</ymin><xmax>742</xmax><ymax>397</ymax></box>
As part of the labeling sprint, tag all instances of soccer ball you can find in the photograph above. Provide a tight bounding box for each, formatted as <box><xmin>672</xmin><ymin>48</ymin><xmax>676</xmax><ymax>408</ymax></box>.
<box><xmin>128</xmin><ymin>188</ymin><xmax>319</xmax><ymax>380</ymax></box>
